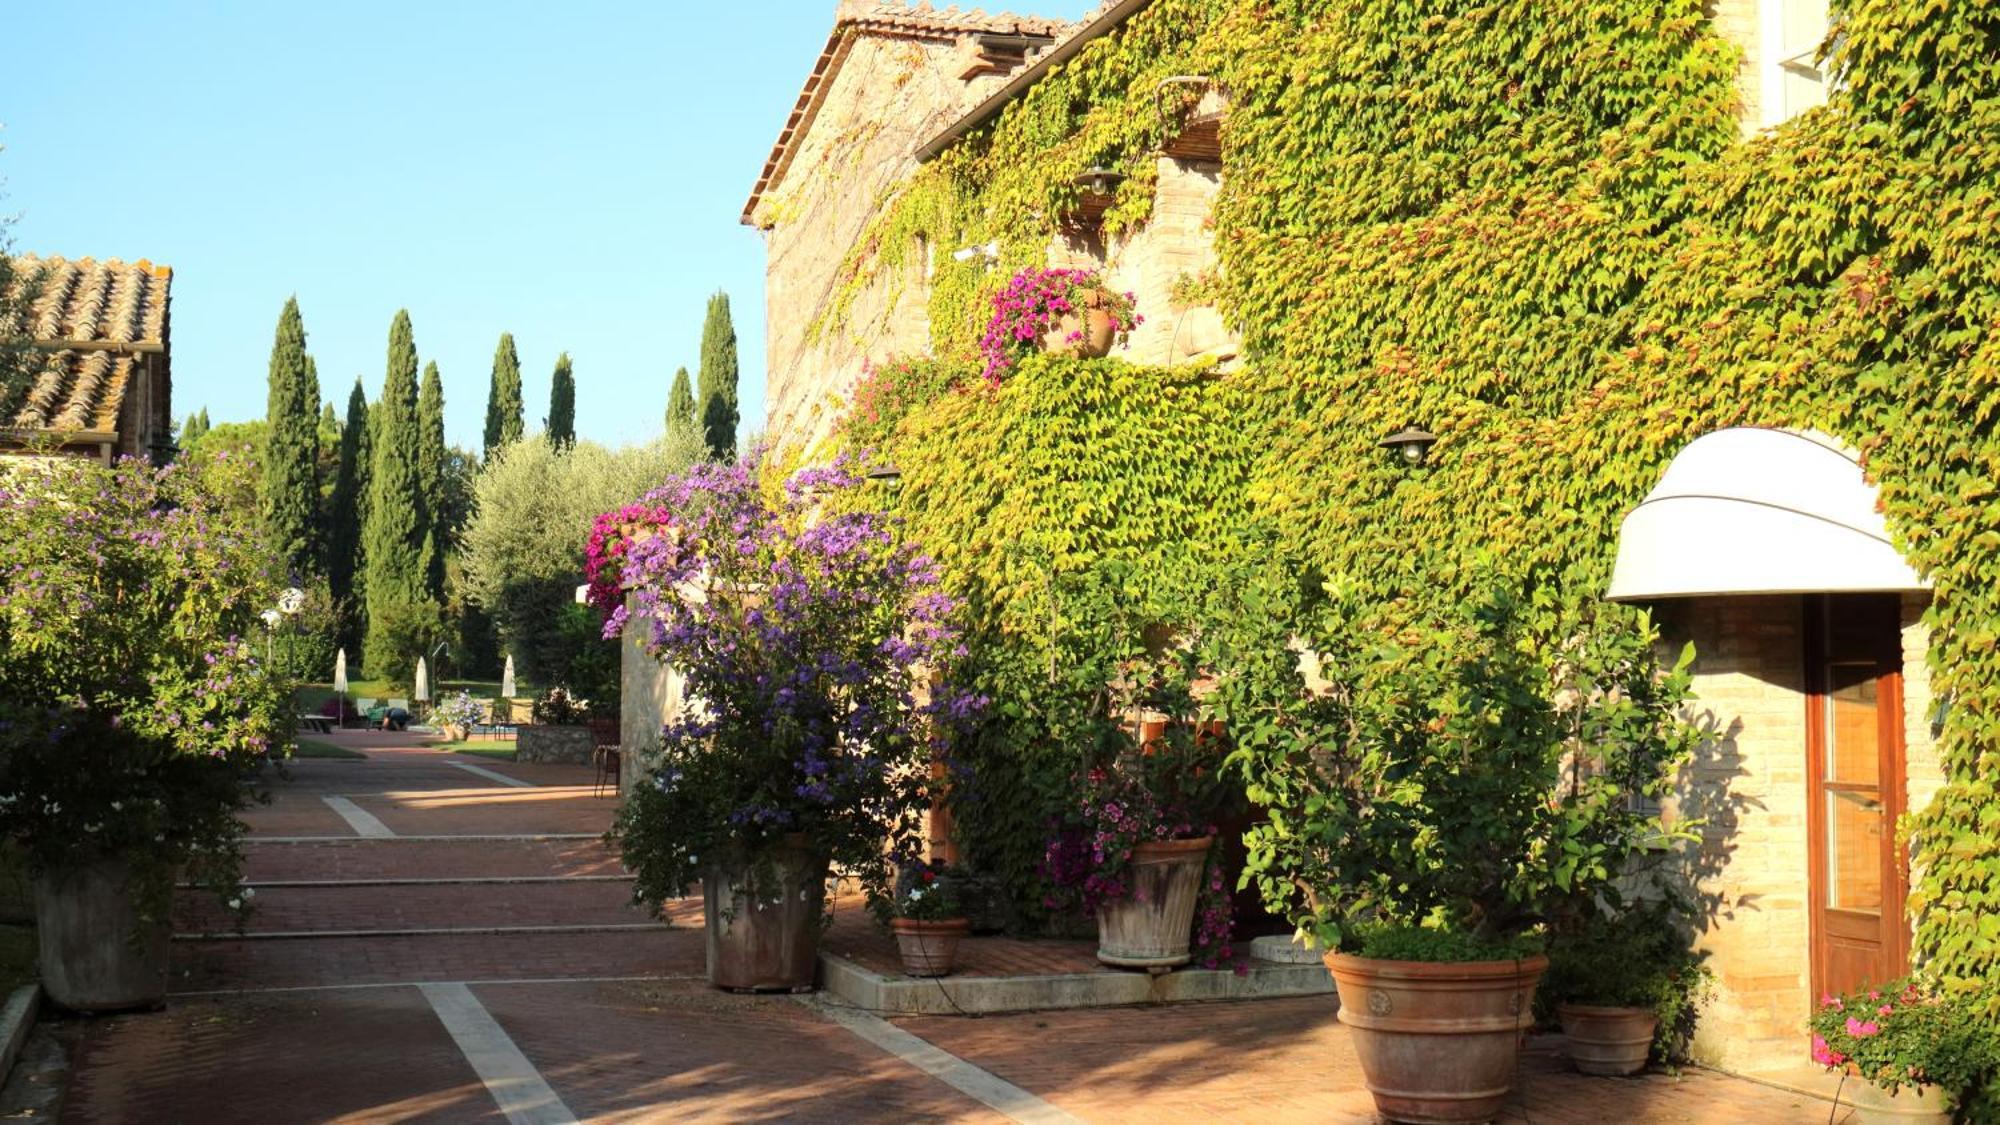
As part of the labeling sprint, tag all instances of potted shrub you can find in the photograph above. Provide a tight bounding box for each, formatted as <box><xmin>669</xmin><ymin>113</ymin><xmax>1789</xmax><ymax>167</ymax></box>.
<box><xmin>606</xmin><ymin>455</ymin><xmax>976</xmax><ymax>991</ymax></box>
<box><xmin>0</xmin><ymin>455</ymin><xmax>290</xmax><ymax>1011</ymax></box>
<box><xmin>1540</xmin><ymin>900</ymin><xmax>1711</xmax><ymax>1076</ymax></box>
<box><xmin>1043</xmin><ymin>652</ymin><xmax>1234</xmax><ymax>971</ymax></box>
<box><xmin>1210</xmin><ymin>582</ymin><xmax>1702</xmax><ymax>1124</ymax></box>
<box><xmin>978</xmin><ymin>267</ymin><xmax>1139</xmax><ymax>383</ymax></box>
<box><xmin>880</xmin><ymin>863</ymin><xmax>970</xmax><ymax>978</ymax></box>
<box><xmin>1809</xmin><ymin>978</ymin><xmax>1997</xmax><ymax>1124</ymax></box>
<box><xmin>433</xmin><ymin>690</ymin><xmax>485</xmax><ymax>743</ymax></box>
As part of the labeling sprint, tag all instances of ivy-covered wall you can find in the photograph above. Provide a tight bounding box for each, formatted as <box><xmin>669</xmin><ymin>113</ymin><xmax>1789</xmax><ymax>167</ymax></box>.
<box><xmin>810</xmin><ymin>0</ymin><xmax>2000</xmax><ymax>1029</ymax></box>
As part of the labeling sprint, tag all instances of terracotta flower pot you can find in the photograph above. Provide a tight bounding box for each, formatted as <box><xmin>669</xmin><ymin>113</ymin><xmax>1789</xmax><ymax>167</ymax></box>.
<box><xmin>891</xmin><ymin>917</ymin><xmax>970</xmax><ymax>977</ymax></box>
<box><xmin>1557</xmin><ymin>1002</ymin><xmax>1657</xmax><ymax>1076</ymax></box>
<box><xmin>1040</xmin><ymin>291</ymin><xmax>1120</xmax><ymax>358</ymax></box>
<box><xmin>702</xmin><ymin>838</ymin><xmax>829</xmax><ymax>992</ymax></box>
<box><xmin>1325</xmin><ymin>951</ymin><xmax>1549</xmax><ymax>1124</ymax></box>
<box><xmin>1839</xmin><ymin>1080</ymin><xmax>1953</xmax><ymax>1124</ymax></box>
<box><xmin>34</xmin><ymin>859</ymin><xmax>168</xmax><ymax>1012</ymax></box>
<box><xmin>1096</xmin><ymin>836</ymin><xmax>1211</xmax><ymax>970</ymax></box>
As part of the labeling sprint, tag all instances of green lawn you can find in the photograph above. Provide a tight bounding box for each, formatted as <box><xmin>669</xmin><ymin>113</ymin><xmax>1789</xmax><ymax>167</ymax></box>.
<box><xmin>293</xmin><ymin>738</ymin><xmax>368</xmax><ymax>760</ymax></box>
<box><xmin>437</xmin><ymin>741</ymin><xmax>517</xmax><ymax>760</ymax></box>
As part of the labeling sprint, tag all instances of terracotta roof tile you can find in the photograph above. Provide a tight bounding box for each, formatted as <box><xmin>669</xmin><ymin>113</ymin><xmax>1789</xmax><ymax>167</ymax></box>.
<box><xmin>6</xmin><ymin>255</ymin><xmax>171</xmax><ymax>434</ymax></box>
<box><xmin>742</xmin><ymin>0</ymin><xmax>1080</xmax><ymax>225</ymax></box>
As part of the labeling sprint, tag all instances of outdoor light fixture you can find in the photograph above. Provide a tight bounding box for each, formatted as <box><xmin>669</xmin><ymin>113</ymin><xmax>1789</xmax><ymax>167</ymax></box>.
<box><xmin>951</xmin><ymin>241</ymin><xmax>1000</xmax><ymax>263</ymax></box>
<box><xmin>865</xmin><ymin>463</ymin><xmax>903</xmax><ymax>486</ymax></box>
<box><xmin>1379</xmin><ymin>425</ymin><xmax>1438</xmax><ymax>467</ymax></box>
<box><xmin>1073</xmin><ymin>167</ymin><xmax>1126</xmax><ymax>196</ymax></box>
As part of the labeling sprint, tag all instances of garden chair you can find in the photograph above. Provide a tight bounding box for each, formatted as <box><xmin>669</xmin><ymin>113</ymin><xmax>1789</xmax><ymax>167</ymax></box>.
<box><xmin>592</xmin><ymin>742</ymin><xmax>621</xmax><ymax>798</ymax></box>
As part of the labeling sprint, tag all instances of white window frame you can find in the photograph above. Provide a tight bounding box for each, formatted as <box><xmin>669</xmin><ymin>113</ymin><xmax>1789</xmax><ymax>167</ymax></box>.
<box><xmin>1760</xmin><ymin>0</ymin><xmax>1834</xmax><ymax>128</ymax></box>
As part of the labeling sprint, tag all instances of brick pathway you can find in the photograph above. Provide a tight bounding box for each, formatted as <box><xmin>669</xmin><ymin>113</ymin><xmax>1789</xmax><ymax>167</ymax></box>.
<box><xmin>43</xmin><ymin>733</ymin><xmax>1853</xmax><ymax>1124</ymax></box>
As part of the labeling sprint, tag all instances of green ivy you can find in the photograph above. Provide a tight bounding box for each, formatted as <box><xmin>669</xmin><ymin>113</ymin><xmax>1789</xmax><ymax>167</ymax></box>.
<box><xmin>820</xmin><ymin>0</ymin><xmax>2000</xmax><ymax>1020</ymax></box>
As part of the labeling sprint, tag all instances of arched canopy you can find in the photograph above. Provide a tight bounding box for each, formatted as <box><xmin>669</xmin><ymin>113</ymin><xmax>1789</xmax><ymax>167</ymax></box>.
<box><xmin>1605</xmin><ymin>427</ymin><xmax>1927</xmax><ymax>601</ymax></box>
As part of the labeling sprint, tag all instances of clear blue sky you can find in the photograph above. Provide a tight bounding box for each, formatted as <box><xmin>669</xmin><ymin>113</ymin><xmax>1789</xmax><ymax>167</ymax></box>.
<box><xmin>3</xmin><ymin>1</ymin><xmax>1098</xmax><ymax>451</ymax></box>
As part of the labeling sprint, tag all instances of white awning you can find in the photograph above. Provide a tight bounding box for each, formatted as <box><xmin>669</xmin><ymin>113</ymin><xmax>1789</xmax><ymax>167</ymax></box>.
<box><xmin>1605</xmin><ymin>427</ymin><xmax>1927</xmax><ymax>601</ymax></box>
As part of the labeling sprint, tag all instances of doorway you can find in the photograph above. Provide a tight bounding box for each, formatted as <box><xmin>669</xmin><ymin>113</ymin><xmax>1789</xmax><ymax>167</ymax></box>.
<box><xmin>1804</xmin><ymin>593</ymin><xmax>1910</xmax><ymax>1001</ymax></box>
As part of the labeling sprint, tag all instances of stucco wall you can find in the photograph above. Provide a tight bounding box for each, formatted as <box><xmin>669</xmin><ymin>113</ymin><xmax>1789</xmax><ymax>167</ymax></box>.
<box><xmin>1663</xmin><ymin>592</ymin><xmax>1940</xmax><ymax>1074</ymax></box>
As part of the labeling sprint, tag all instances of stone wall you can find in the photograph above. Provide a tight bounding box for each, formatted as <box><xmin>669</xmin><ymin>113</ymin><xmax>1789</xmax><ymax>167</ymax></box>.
<box><xmin>1662</xmin><ymin>592</ymin><xmax>1940</xmax><ymax>1074</ymax></box>
<box><xmin>756</xmin><ymin>33</ymin><xmax>1025</xmax><ymax>450</ymax></box>
<box><xmin>515</xmin><ymin>724</ymin><xmax>594</xmax><ymax>765</ymax></box>
<box><xmin>619</xmin><ymin>611</ymin><xmax>685</xmax><ymax>795</ymax></box>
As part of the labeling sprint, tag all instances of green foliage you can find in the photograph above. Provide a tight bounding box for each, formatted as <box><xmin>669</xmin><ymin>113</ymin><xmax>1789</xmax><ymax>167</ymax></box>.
<box><xmin>362</xmin><ymin>310</ymin><xmax>435</xmax><ymax>677</ymax></box>
<box><xmin>261</xmin><ymin>297</ymin><xmax>321</xmax><ymax>577</ymax></box>
<box><xmin>1540</xmin><ymin>900</ymin><xmax>1713</xmax><ymax>1062</ymax></box>
<box><xmin>0</xmin><ymin>453</ymin><xmax>292</xmax><ymax>917</ymax></box>
<box><xmin>546</xmin><ymin>352</ymin><xmax>576</xmax><ymax>450</ymax></box>
<box><xmin>483</xmin><ymin>332</ymin><xmax>525</xmax><ymax>461</ymax></box>
<box><xmin>1351</xmin><ymin>926</ymin><xmax>1543</xmax><ymax>965</ymax></box>
<box><xmin>665</xmin><ymin>365</ymin><xmax>695</xmax><ymax>431</ymax></box>
<box><xmin>327</xmin><ymin>377</ymin><xmax>371</xmax><ymax>651</ymax></box>
<box><xmin>0</xmin><ymin>202</ymin><xmax>37</xmax><ymax>423</ymax></box>
<box><xmin>697</xmin><ymin>291</ymin><xmax>739</xmax><ymax>459</ymax></box>
<box><xmin>177</xmin><ymin>408</ymin><xmax>211</xmax><ymax>450</ymax></box>
<box><xmin>417</xmin><ymin>360</ymin><xmax>448</xmax><ymax>601</ymax></box>
<box><xmin>1809</xmin><ymin>978</ymin><xmax>1999</xmax><ymax>1102</ymax></box>
<box><xmin>837</xmin><ymin>356</ymin><xmax>970</xmax><ymax>453</ymax></box>
<box><xmin>458</xmin><ymin>432</ymin><xmax>704</xmax><ymax>696</ymax></box>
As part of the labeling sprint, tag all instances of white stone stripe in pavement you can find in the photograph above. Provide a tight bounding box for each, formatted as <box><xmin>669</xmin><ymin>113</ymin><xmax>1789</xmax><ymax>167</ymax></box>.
<box><xmin>320</xmin><ymin>795</ymin><xmax>395</xmax><ymax>838</ymax></box>
<box><xmin>449</xmin><ymin>760</ymin><xmax>536</xmax><ymax>788</ymax></box>
<box><xmin>808</xmin><ymin>998</ymin><xmax>1082</xmax><ymax>1124</ymax></box>
<box><xmin>421</xmin><ymin>981</ymin><xmax>578</xmax><ymax>1125</ymax></box>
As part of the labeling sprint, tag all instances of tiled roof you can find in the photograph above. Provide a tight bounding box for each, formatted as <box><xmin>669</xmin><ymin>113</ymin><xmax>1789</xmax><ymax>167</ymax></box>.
<box><xmin>742</xmin><ymin>1</ymin><xmax>1080</xmax><ymax>226</ymax></box>
<box><xmin>5</xmin><ymin>255</ymin><xmax>171</xmax><ymax>434</ymax></box>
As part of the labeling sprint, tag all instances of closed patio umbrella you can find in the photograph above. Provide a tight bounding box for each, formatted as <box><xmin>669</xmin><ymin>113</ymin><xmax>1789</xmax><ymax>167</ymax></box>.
<box><xmin>501</xmin><ymin>654</ymin><xmax>516</xmax><ymax>700</ymax></box>
<box><xmin>415</xmin><ymin>657</ymin><xmax>430</xmax><ymax>705</ymax></box>
<box><xmin>333</xmin><ymin>648</ymin><xmax>348</xmax><ymax>727</ymax></box>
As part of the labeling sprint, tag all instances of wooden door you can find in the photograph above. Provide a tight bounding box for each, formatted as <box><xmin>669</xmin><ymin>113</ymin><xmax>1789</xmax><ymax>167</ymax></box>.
<box><xmin>1805</xmin><ymin>594</ymin><xmax>1909</xmax><ymax>1000</ymax></box>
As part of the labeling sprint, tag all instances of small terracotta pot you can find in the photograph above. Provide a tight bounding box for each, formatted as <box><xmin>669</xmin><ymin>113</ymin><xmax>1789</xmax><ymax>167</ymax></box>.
<box><xmin>1557</xmin><ymin>1002</ymin><xmax>1657</xmax><ymax>1076</ymax></box>
<box><xmin>1325</xmin><ymin>951</ymin><xmax>1548</xmax><ymax>1124</ymax></box>
<box><xmin>1096</xmin><ymin>836</ymin><xmax>1211</xmax><ymax>970</ymax></box>
<box><xmin>891</xmin><ymin>917</ymin><xmax>970</xmax><ymax>977</ymax></box>
<box><xmin>1040</xmin><ymin>291</ymin><xmax>1120</xmax><ymax>358</ymax></box>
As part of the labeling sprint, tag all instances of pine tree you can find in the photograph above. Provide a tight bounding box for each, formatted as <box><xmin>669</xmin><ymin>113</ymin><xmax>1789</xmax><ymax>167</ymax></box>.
<box><xmin>697</xmin><ymin>292</ymin><xmax>739</xmax><ymax>459</ymax></box>
<box><xmin>547</xmin><ymin>353</ymin><xmax>576</xmax><ymax>450</ymax></box>
<box><xmin>262</xmin><ymin>297</ymin><xmax>321</xmax><ymax>576</ymax></box>
<box><xmin>483</xmin><ymin>332</ymin><xmax>524</xmax><ymax>460</ymax></box>
<box><xmin>417</xmin><ymin>360</ymin><xmax>449</xmax><ymax>600</ymax></box>
<box><xmin>362</xmin><ymin>310</ymin><xmax>433</xmax><ymax>676</ymax></box>
<box><xmin>328</xmin><ymin>378</ymin><xmax>371</xmax><ymax>650</ymax></box>
<box><xmin>666</xmin><ymin>366</ymin><xmax>695</xmax><ymax>431</ymax></box>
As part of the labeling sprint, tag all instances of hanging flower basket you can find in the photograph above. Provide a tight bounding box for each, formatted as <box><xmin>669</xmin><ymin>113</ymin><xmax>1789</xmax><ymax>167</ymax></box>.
<box><xmin>980</xmin><ymin>267</ymin><xmax>1140</xmax><ymax>384</ymax></box>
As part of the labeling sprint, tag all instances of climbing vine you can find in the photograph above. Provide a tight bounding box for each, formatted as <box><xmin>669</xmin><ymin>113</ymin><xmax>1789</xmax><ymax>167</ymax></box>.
<box><xmin>814</xmin><ymin>0</ymin><xmax>2000</xmax><ymax>1033</ymax></box>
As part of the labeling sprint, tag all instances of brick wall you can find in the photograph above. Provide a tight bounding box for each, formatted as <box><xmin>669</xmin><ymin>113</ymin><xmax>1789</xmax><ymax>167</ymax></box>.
<box><xmin>1662</xmin><ymin>592</ymin><xmax>1941</xmax><ymax>1073</ymax></box>
<box><xmin>1708</xmin><ymin>0</ymin><xmax>1765</xmax><ymax>132</ymax></box>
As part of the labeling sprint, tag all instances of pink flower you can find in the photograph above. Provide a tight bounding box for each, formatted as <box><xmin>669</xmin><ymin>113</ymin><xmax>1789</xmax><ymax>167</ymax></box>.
<box><xmin>1811</xmin><ymin>1035</ymin><xmax>1846</xmax><ymax>1067</ymax></box>
<box><xmin>1845</xmin><ymin>1017</ymin><xmax>1881</xmax><ymax>1038</ymax></box>
<box><xmin>1877</xmin><ymin>1005</ymin><xmax>1893</xmax><ymax>1016</ymax></box>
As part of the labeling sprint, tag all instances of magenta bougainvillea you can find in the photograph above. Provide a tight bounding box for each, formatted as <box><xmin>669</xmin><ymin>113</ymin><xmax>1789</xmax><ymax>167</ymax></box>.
<box><xmin>978</xmin><ymin>267</ymin><xmax>1139</xmax><ymax>384</ymax></box>
<box><xmin>583</xmin><ymin>503</ymin><xmax>675</xmax><ymax>621</ymax></box>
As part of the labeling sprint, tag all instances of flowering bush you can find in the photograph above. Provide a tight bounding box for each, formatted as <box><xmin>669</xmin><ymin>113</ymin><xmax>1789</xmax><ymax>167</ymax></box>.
<box><xmin>884</xmin><ymin>863</ymin><xmax>964</xmax><ymax>922</ymax></box>
<box><xmin>607</xmin><ymin>453</ymin><xmax>978</xmax><ymax>908</ymax></box>
<box><xmin>840</xmin><ymin>356</ymin><xmax>973</xmax><ymax>452</ymax></box>
<box><xmin>583</xmin><ymin>502</ymin><xmax>675</xmax><ymax>623</ymax></box>
<box><xmin>433</xmin><ymin>691</ymin><xmax>486</xmax><ymax>732</ymax></box>
<box><xmin>978</xmin><ymin>268</ymin><xmax>1139</xmax><ymax>384</ymax></box>
<box><xmin>1041</xmin><ymin>653</ymin><xmax>1235</xmax><ymax>966</ymax></box>
<box><xmin>1809</xmin><ymin>978</ymin><xmax>1997</xmax><ymax>1100</ymax></box>
<box><xmin>530</xmin><ymin>686</ymin><xmax>590</xmax><ymax>725</ymax></box>
<box><xmin>0</xmin><ymin>455</ymin><xmax>292</xmax><ymax>919</ymax></box>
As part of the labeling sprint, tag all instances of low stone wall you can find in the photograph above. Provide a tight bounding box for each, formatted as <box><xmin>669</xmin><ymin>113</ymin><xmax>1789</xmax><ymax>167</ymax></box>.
<box><xmin>514</xmin><ymin>724</ymin><xmax>594</xmax><ymax>765</ymax></box>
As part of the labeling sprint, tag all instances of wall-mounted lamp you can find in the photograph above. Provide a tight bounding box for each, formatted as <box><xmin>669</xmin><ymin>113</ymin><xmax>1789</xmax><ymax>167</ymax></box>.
<box><xmin>1073</xmin><ymin>167</ymin><xmax>1126</xmax><ymax>196</ymax></box>
<box><xmin>1379</xmin><ymin>425</ymin><xmax>1438</xmax><ymax>468</ymax></box>
<box><xmin>951</xmin><ymin>241</ymin><xmax>1000</xmax><ymax>263</ymax></box>
<box><xmin>865</xmin><ymin>463</ymin><xmax>903</xmax><ymax>486</ymax></box>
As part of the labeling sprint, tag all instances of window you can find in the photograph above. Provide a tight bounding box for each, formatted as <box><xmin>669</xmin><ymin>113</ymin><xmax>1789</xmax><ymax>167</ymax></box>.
<box><xmin>1762</xmin><ymin>0</ymin><xmax>1831</xmax><ymax>127</ymax></box>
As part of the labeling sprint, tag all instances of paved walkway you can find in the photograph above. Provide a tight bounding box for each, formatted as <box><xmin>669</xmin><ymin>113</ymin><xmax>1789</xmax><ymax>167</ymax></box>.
<box><xmin>29</xmin><ymin>733</ymin><xmax>1847</xmax><ymax>1123</ymax></box>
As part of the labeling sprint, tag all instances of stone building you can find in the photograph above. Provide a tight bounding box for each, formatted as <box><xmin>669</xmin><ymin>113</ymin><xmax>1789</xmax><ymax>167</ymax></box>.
<box><xmin>729</xmin><ymin>0</ymin><xmax>1867</xmax><ymax>1078</ymax></box>
<box><xmin>0</xmin><ymin>255</ymin><xmax>174</xmax><ymax>463</ymax></box>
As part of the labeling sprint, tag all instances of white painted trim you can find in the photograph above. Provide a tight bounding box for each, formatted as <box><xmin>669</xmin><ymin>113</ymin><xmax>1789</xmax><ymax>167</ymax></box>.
<box><xmin>321</xmin><ymin>795</ymin><xmax>395</xmax><ymax>838</ymax></box>
<box><xmin>807</xmin><ymin>997</ymin><xmax>1082</xmax><ymax>1124</ymax></box>
<box><xmin>421</xmin><ymin>981</ymin><xmax>579</xmax><ymax>1125</ymax></box>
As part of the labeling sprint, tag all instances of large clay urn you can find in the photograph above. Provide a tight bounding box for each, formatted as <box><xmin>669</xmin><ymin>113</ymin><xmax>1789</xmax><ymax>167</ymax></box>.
<box><xmin>702</xmin><ymin>836</ymin><xmax>829</xmax><ymax>992</ymax></box>
<box><xmin>1095</xmin><ymin>836</ymin><xmax>1211</xmax><ymax>969</ymax></box>
<box><xmin>1325</xmin><ymin>951</ymin><xmax>1548</xmax><ymax>1124</ymax></box>
<box><xmin>35</xmin><ymin>859</ymin><xmax>168</xmax><ymax>1012</ymax></box>
<box><xmin>1040</xmin><ymin>290</ymin><xmax>1119</xmax><ymax>358</ymax></box>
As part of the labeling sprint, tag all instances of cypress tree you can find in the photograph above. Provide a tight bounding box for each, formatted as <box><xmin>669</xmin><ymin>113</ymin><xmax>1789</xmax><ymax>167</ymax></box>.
<box><xmin>417</xmin><ymin>360</ymin><xmax>448</xmax><ymax>600</ymax></box>
<box><xmin>319</xmin><ymin>401</ymin><xmax>337</xmax><ymax>431</ymax></box>
<box><xmin>547</xmin><ymin>353</ymin><xmax>576</xmax><ymax>450</ymax></box>
<box><xmin>180</xmin><ymin>409</ymin><xmax>210</xmax><ymax>448</ymax></box>
<box><xmin>261</xmin><ymin>297</ymin><xmax>321</xmax><ymax>576</ymax></box>
<box><xmin>697</xmin><ymin>292</ymin><xmax>739</xmax><ymax>459</ymax></box>
<box><xmin>328</xmin><ymin>378</ymin><xmax>370</xmax><ymax>648</ymax></box>
<box><xmin>666</xmin><ymin>366</ymin><xmax>695</xmax><ymax>431</ymax></box>
<box><xmin>362</xmin><ymin>310</ymin><xmax>431</xmax><ymax>675</ymax></box>
<box><xmin>483</xmin><ymin>332</ymin><xmax>524</xmax><ymax>460</ymax></box>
